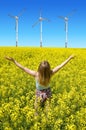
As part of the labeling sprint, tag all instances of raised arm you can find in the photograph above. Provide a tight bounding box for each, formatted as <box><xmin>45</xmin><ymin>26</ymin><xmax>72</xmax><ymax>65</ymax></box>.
<box><xmin>52</xmin><ymin>55</ymin><xmax>74</xmax><ymax>74</ymax></box>
<box><xmin>5</xmin><ymin>57</ymin><xmax>37</xmax><ymax>77</ymax></box>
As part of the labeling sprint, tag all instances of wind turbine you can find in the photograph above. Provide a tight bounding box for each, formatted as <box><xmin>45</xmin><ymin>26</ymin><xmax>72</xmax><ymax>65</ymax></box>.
<box><xmin>32</xmin><ymin>11</ymin><xmax>50</xmax><ymax>47</ymax></box>
<box><xmin>8</xmin><ymin>8</ymin><xmax>26</xmax><ymax>47</ymax></box>
<box><xmin>58</xmin><ymin>10</ymin><xmax>76</xmax><ymax>48</ymax></box>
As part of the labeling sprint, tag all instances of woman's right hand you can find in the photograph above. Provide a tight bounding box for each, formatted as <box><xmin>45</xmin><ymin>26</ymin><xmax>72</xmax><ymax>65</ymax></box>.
<box><xmin>69</xmin><ymin>55</ymin><xmax>75</xmax><ymax>59</ymax></box>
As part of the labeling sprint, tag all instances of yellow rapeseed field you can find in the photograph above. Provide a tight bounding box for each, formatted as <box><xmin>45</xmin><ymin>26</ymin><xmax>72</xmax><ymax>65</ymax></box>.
<box><xmin>0</xmin><ymin>47</ymin><xmax>86</xmax><ymax>130</ymax></box>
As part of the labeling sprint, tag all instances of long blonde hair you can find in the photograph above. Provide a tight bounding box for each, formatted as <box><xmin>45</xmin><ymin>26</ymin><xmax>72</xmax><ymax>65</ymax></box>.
<box><xmin>38</xmin><ymin>61</ymin><xmax>52</xmax><ymax>86</ymax></box>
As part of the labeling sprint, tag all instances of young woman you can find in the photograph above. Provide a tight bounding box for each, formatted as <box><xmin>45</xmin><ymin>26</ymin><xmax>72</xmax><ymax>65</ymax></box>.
<box><xmin>5</xmin><ymin>55</ymin><xmax>74</xmax><ymax>107</ymax></box>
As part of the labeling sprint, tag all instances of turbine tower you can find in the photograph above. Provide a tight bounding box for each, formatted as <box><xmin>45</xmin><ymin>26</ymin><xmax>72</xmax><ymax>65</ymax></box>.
<box><xmin>8</xmin><ymin>8</ymin><xmax>26</xmax><ymax>47</ymax></box>
<box><xmin>58</xmin><ymin>10</ymin><xmax>76</xmax><ymax>48</ymax></box>
<box><xmin>32</xmin><ymin>11</ymin><xmax>50</xmax><ymax>47</ymax></box>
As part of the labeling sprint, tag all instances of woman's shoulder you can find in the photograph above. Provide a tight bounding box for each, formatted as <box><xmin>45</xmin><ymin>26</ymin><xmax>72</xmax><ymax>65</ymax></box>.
<box><xmin>35</xmin><ymin>72</ymin><xmax>39</xmax><ymax>79</ymax></box>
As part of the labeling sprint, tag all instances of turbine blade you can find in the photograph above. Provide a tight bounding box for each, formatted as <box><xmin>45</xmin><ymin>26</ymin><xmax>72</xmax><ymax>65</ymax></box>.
<box><xmin>18</xmin><ymin>8</ymin><xmax>26</xmax><ymax>17</ymax></box>
<box><xmin>32</xmin><ymin>20</ymin><xmax>39</xmax><ymax>27</ymax></box>
<box><xmin>8</xmin><ymin>14</ymin><xmax>15</xmax><ymax>19</ymax></box>
<box><xmin>67</xmin><ymin>9</ymin><xmax>76</xmax><ymax>17</ymax></box>
<box><xmin>58</xmin><ymin>16</ymin><xmax>65</xmax><ymax>20</ymax></box>
<box><xmin>42</xmin><ymin>17</ymin><xmax>50</xmax><ymax>22</ymax></box>
<box><xmin>40</xmin><ymin>8</ymin><xmax>42</xmax><ymax>17</ymax></box>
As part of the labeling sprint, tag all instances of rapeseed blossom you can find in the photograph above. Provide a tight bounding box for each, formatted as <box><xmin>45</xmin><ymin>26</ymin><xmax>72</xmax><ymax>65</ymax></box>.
<box><xmin>0</xmin><ymin>47</ymin><xmax>86</xmax><ymax>129</ymax></box>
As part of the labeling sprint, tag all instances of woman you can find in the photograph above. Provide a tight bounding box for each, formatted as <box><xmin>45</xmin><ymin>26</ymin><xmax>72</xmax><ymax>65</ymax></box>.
<box><xmin>5</xmin><ymin>55</ymin><xmax>74</xmax><ymax>108</ymax></box>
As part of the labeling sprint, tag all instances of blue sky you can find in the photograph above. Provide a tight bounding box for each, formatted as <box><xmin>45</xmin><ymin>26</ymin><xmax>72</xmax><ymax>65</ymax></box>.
<box><xmin>0</xmin><ymin>0</ymin><xmax>86</xmax><ymax>48</ymax></box>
